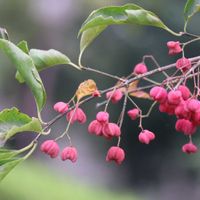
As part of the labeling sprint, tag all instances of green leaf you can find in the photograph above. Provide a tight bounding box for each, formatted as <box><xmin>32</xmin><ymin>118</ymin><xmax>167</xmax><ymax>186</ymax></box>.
<box><xmin>184</xmin><ymin>0</ymin><xmax>200</xmax><ymax>30</ymax></box>
<box><xmin>80</xmin><ymin>25</ymin><xmax>107</xmax><ymax>56</ymax></box>
<box><xmin>0</xmin><ymin>149</ymin><xmax>19</xmax><ymax>160</ymax></box>
<box><xmin>29</xmin><ymin>49</ymin><xmax>71</xmax><ymax>71</ymax></box>
<box><xmin>0</xmin><ymin>39</ymin><xmax>46</xmax><ymax>111</ymax></box>
<box><xmin>0</xmin><ymin>142</ymin><xmax>36</xmax><ymax>182</ymax></box>
<box><xmin>0</xmin><ymin>108</ymin><xmax>42</xmax><ymax>147</ymax></box>
<box><xmin>78</xmin><ymin>3</ymin><xmax>180</xmax><ymax>59</ymax></box>
<box><xmin>15</xmin><ymin>48</ymin><xmax>80</xmax><ymax>83</ymax></box>
<box><xmin>17</xmin><ymin>40</ymin><xmax>29</xmax><ymax>54</ymax></box>
<box><xmin>15</xmin><ymin>40</ymin><xmax>29</xmax><ymax>82</ymax></box>
<box><xmin>184</xmin><ymin>0</ymin><xmax>200</xmax><ymax>20</ymax></box>
<box><xmin>0</xmin><ymin>158</ymin><xmax>23</xmax><ymax>181</ymax></box>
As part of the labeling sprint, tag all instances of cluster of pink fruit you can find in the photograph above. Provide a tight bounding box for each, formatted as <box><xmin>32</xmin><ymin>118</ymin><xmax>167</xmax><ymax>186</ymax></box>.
<box><xmin>40</xmin><ymin>40</ymin><xmax>198</xmax><ymax>165</ymax></box>
<box><xmin>167</xmin><ymin>41</ymin><xmax>191</xmax><ymax>72</ymax></box>
<box><xmin>40</xmin><ymin>140</ymin><xmax>78</xmax><ymax>162</ymax></box>
<box><xmin>150</xmin><ymin>85</ymin><xmax>198</xmax><ymax>154</ymax></box>
<box><xmin>40</xmin><ymin>102</ymin><xmax>85</xmax><ymax>163</ymax></box>
<box><xmin>148</xmin><ymin>40</ymin><xmax>198</xmax><ymax>154</ymax></box>
<box><xmin>40</xmin><ymin>101</ymin><xmax>126</xmax><ymax>164</ymax></box>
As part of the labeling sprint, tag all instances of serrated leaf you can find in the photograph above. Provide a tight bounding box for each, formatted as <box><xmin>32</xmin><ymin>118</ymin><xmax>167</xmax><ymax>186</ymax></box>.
<box><xmin>79</xmin><ymin>3</ymin><xmax>179</xmax><ymax>58</ymax></box>
<box><xmin>184</xmin><ymin>0</ymin><xmax>200</xmax><ymax>21</ymax></box>
<box><xmin>0</xmin><ymin>108</ymin><xmax>42</xmax><ymax>147</ymax></box>
<box><xmin>76</xmin><ymin>79</ymin><xmax>97</xmax><ymax>101</ymax></box>
<box><xmin>0</xmin><ymin>39</ymin><xmax>46</xmax><ymax>111</ymax></box>
<box><xmin>15</xmin><ymin>49</ymin><xmax>79</xmax><ymax>83</ymax></box>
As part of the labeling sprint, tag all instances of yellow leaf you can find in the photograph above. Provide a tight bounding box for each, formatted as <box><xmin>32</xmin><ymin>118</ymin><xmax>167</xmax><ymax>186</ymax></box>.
<box><xmin>76</xmin><ymin>79</ymin><xmax>98</xmax><ymax>101</ymax></box>
<box><xmin>129</xmin><ymin>91</ymin><xmax>151</xmax><ymax>99</ymax></box>
<box><xmin>128</xmin><ymin>80</ymin><xmax>151</xmax><ymax>99</ymax></box>
<box><xmin>128</xmin><ymin>80</ymin><xmax>139</xmax><ymax>91</ymax></box>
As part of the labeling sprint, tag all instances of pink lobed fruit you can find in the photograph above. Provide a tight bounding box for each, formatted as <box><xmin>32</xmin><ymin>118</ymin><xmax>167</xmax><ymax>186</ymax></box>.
<box><xmin>66</xmin><ymin>107</ymin><xmax>87</xmax><ymax>124</ymax></box>
<box><xmin>187</xmin><ymin>99</ymin><xmax>200</xmax><ymax>113</ymax></box>
<box><xmin>61</xmin><ymin>146</ymin><xmax>78</xmax><ymax>162</ymax></box>
<box><xmin>138</xmin><ymin>130</ymin><xmax>155</xmax><ymax>144</ymax></box>
<box><xmin>159</xmin><ymin>100</ymin><xmax>176</xmax><ymax>115</ymax></box>
<box><xmin>167</xmin><ymin>41</ymin><xmax>182</xmax><ymax>55</ymax></box>
<box><xmin>127</xmin><ymin>108</ymin><xmax>140</xmax><ymax>120</ymax></box>
<box><xmin>178</xmin><ymin>85</ymin><xmax>191</xmax><ymax>100</ymax></box>
<box><xmin>40</xmin><ymin>140</ymin><xmax>60</xmax><ymax>158</ymax></box>
<box><xmin>106</xmin><ymin>89</ymin><xmax>123</xmax><ymax>103</ymax></box>
<box><xmin>106</xmin><ymin>146</ymin><xmax>125</xmax><ymax>165</ymax></box>
<box><xmin>175</xmin><ymin>119</ymin><xmax>196</xmax><ymax>135</ymax></box>
<box><xmin>102</xmin><ymin>123</ymin><xmax>121</xmax><ymax>139</ymax></box>
<box><xmin>167</xmin><ymin>90</ymin><xmax>182</xmax><ymax>105</ymax></box>
<box><xmin>53</xmin><ymin>102</ymin><xmax>68</xmax><ymax>113</ymax></box>
<box><xmin>133</xmin><ymin>63</ymin><xmax>148</xmax><ymax>74</ymax></box>
<box><xmin>96</xmin><ymin>111</ymin><xmax>109</xmax><ymax>124</ymax></box>
<box><xmin>88</xmin><ymin>120</ymin><xmax>103</xmax><ymax>136</ymax></box>
<box><xmin>176</xmin><ymin>57</ymin><xmax>191</xmax><ymax>72</ymax></box>
<box><xmin>150</xmin><ymin>86</ymin><xmax>167</xmax><ymax>103</ymax></box>
<box><xmin>182</xmin><ymin>142</ymin><xmax>198</xmax><ymax>154</ymax></box>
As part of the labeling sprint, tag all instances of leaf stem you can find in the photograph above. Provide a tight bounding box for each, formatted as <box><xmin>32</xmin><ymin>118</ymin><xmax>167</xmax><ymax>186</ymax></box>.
<box><xmin>82</xmin><ymin>66</ymin><xmax>125</xmax><ymax>81</ymax></box>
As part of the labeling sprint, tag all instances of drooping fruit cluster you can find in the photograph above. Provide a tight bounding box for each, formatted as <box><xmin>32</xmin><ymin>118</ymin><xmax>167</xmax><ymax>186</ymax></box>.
<box><xmin>88</xmin><ymin>111</ymin><xmax>121</xmax><ymax>139</ymax></box>
<box><xmin>40</xmin><ymin>101</ymin><xmax>87</xmax><ymax>163</ymax></box>
<box><xmin>150</xmin><ymin>85</ymin><xmax>198</xmax><ymax>153</ymax></box>
<box><xmin>40</xmin><ymin>39</ymin><xmax>200</xmax><ymax>167</ymax></box>
<box><xmin>40</xmin><ymin>140</ymin><xmax>78</xmax><ymax>162</ymax></box>
<box><xmin>88</xmin><ymin>110</ymin><xmax>125</xmax><ymax>164</ymax></box>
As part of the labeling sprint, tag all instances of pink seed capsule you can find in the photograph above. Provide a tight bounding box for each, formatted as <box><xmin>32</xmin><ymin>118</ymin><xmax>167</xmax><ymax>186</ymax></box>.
<box><xmin>187</xmin><ymin>99</ymin><xmax>200</xmax><ymax>113</ymax></box>
<box><xmin>102</xmin><ymin>123</ymin><xmax>121</xmax><ymax>139</ymax></box>
<box><xmin>106</xmin><ymin>146</ymin><xmax>125</xmax><ymax>165</ymax></box>
<box><xmin>106</xmin><ymin>89</ymin><xmax>123</xmax><ymax>103</ymax></box>
<box><xmin>138</xmin><ymin>132</ymin><xmax>151</xmax><ymax>144</ymax></box>
<box><xmin>88</xmin><ymin>120</ymin><xmax>103</xmax><ymax>136</ymax></box>
<box><xmin>133</xmin><ymin>63</ymin><xmax>148</xmax><ymax>74</ymax></box>
<box><xmin>127</xmin><ymin>108</ymin><xmax>140</xmax><ymax>120</ymax></box>
<box><xmin>61</xmin><ymin>147</ymin><xmax>78</xmax><ymax>162</ymax></box>
<box><xmin>96</xmin><ymin>111</ymin><xmax>109</xmax><ymax>124</ymax></box>
<box><xmin>40</xmin><ymin>140</ymin><xmax>60</xmax><ymax>158</ymax></box>
<box><xmin>175</xmin><ymin>100</ymin><xmax>190</xmax><ymax>119</ymax></box>
<box><xmin>150</xmin><ymin>86</ymin><xmax>167</xmax><ymax>103</ymax></box>
<box><xmin>176</xmin><ymin>57</ymin><xmax>191</xmax><ymax>72</ymax></box>
<box><xmin>175</xmin><ymin>119</ymin><xmax>196</xmax><ymax>135</ymax></box>
<box><xmin>138</xmin><ymin>130</ymin><xmax>155</xmax><ymax>144</ymax></box>
<box><xmin>178</xmin><ymin>85</ymin><xmax>190</xmax><ymax>100</ymax></box>
<box><xmin>167</xmin><ymin>90</ymin><xmax>182</xmax><ymax>105</ymax></box>
<box><xmin>53</xmin><ymin>102</ymin><xmax>68</xmax><ymax>113</ymax></box>
<box><xmin>159</xmin><ymin>100</ymin><xmax>176</xmax><ymax>115</ymax></box>
<box><xmin>182</xmin><ymin>142</ymin><xmax>198</xmax><ymax>154</ymax></box>
<box><xmin>66</xmin><ymin>108</ymin><xmax>87</xmax><ymax>124</ymax></box>
<box><xmin>167</xmin><ymin>41</ymin><xmax>182</xmax><ymax>55</ymax></box>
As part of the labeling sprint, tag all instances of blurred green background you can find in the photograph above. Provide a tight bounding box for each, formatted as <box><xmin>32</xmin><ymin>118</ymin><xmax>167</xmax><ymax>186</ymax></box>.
<box><xmin>0</xmin><ymin>0</ymin><xmax>200</xmax><ymax>200</ymax></box>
